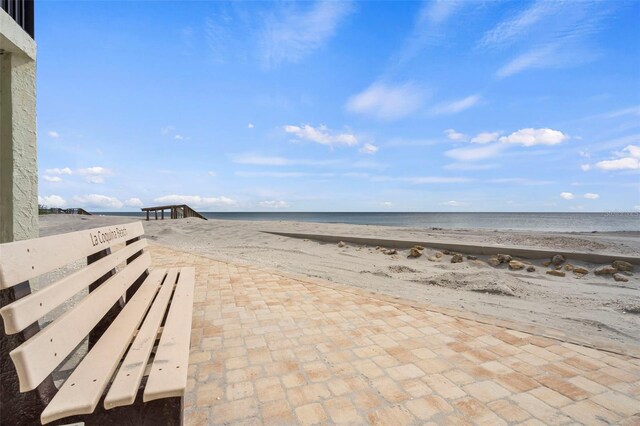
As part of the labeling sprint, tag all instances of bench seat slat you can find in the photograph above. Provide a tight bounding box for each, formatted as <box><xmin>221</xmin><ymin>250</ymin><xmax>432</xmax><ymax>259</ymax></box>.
<box><xmin>0</xmin><ymin>239</ymin><xmax>147</xmax><ymax>334</ymax></box>
<box><xmin>143</xmin><ymin>267</ymin><xmax>195</xmax><ymax>402</ymax></box>
<box><xmin>39</xmin><ymin>269</ymin><xmax>166</xmax><ymax>425</ymax></box>
<box><xmin>104</xmin><ymin>268</ymin><xmax>179</xmax><ymax>409</ymax></box>
<box><xmin>10</xmin><ymin>253</ymin><xmax>151</xmax><ymax>392</ymax></box>
<box><xmin>0</xmin><ymin>222</ymin><xmax>144</xmax><ymax>289</ymax></box>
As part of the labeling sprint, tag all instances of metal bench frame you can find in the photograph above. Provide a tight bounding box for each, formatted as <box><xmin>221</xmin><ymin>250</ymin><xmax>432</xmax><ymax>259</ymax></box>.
<box><xmin>0</xmin><ymin>222</ymin><xmax>194</xmax><ymax>425</ymax></box>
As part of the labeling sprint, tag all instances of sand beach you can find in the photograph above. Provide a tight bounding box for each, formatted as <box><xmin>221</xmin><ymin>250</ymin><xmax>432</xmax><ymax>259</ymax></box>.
<box><xmin>39</xmin><ymin>214</ymin><xmax>640</xmax><ymax>352</ymax></box>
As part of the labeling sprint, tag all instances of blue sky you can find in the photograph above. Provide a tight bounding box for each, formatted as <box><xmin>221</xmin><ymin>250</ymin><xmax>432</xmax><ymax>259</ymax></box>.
<box><xmin>36</xmin><ymin>0</ymin><xmax>640</xmax><ymax>212</ymax></box>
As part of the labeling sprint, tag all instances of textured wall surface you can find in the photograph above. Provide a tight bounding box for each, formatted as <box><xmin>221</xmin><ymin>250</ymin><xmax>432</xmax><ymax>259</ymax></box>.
<box><xmin>0</xmin><ymin>12</ymin><xmax>37</xmax><ymax>243</ymax></box>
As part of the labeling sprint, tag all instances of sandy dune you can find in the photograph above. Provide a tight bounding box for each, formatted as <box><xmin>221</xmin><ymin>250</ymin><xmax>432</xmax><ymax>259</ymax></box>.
<box><xmin>38</xmin><ymin>214</ymin><xmax>640</xmax><ymax>351</ymax></box>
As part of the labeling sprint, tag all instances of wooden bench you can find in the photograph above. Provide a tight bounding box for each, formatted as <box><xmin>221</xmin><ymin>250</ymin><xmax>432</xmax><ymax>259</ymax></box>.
<box><xmin>0</xmin><ymin>222</ymin><xmax>194</xmax><ymax>425</ymax></box>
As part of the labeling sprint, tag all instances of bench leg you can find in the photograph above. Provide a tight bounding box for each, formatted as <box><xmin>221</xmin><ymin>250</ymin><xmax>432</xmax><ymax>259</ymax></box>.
<box><xmin>1</xmin><ymin>281</ymin><xmax>57</xmax><ymax>426</ymax></box>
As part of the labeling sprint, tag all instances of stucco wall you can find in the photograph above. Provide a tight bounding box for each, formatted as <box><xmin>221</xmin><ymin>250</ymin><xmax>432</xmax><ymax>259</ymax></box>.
<box><xmin>0</xmin><ymin>10</ymin><xmax>37</xmax><ymax>243</ymax></box>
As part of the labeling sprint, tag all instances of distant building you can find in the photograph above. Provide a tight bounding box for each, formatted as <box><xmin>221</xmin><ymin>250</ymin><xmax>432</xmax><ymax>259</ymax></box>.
<box><xmin>0</xmin><ymin>1</ymin><xmax>37</xmax><ymax>243</ymax></box>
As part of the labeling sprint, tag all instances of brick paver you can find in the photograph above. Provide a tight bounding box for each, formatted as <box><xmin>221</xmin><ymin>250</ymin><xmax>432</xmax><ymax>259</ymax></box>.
<box><xmin>147</xmin><ymin>243</ymin><xmax>640</xmax><ymax>425</ymax></box>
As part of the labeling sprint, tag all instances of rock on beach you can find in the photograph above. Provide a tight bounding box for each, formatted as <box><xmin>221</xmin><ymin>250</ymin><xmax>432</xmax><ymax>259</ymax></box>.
<box><xmin>594</xmin><ymin>265</ymin><xmax>617</xmax><ymax>276</ymax></box>
<box><xmin>508</xmin><ymin>260</ymin><xmax>525</xmax><ymax>270</ymax></box>
<box><xmin>612</xmin><ymin>260</ymin><xmax>633</xmax><ymax>273</ymax></box>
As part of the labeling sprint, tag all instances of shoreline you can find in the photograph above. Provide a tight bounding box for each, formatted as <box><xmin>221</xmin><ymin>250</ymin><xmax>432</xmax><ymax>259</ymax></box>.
<box><xmin>88</xmin><ymin>211</ymin><xmax>640</xmax><ymax>234</ymax></box>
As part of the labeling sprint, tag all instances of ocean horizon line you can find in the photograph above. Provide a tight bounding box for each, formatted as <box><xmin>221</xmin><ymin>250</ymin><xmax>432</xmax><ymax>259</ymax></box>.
<box><xmin>92</xmin><ymin>211</ymin><xmax>639</xmax><ymax>215</ymax></box>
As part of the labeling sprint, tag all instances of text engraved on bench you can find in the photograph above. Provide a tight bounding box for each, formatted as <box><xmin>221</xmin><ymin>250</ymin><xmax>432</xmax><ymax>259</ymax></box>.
<box><xmin>0</xmin><ymin>222</ymin><xmax>144</xmax><ymax>289</ymax></box>
<box><xmin>0</xmin><ymin>239</ymin><xmax>147</xmax><ymax>334</ymax></box>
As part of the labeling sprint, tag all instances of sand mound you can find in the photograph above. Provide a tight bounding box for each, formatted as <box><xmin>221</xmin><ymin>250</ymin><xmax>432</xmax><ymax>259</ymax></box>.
<box><xmin>389</xmin><ymin>265</ymin><xmax>419</xmax><ymax>274</ymax></box>
<box><xmin>416</xmin><ymin>271</ymin><xmax>522</xmax><ymax>297</ymax></box>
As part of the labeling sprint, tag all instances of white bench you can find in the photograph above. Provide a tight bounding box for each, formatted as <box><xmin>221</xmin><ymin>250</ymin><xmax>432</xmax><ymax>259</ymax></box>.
<box><xmin>0</xmin><ymin>222</ymin><xmax>194</xmax><ymax>425</ymax></box>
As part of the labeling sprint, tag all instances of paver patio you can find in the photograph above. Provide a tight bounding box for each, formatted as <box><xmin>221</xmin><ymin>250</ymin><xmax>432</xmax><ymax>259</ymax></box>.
<box><xmin>148</xmin><ymin>243</ymin><xmax>640</xmax><ymax>425</ymax></box>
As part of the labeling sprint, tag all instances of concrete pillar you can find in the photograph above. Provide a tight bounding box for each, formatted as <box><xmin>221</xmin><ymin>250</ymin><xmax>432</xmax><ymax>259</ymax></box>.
<box><xmin>0</xmin><ymin>51</ymin><xmax>37</xmax><ymax>243</ymax></box>
<box><xmin>0</xmin><ymin>10</ymin><xmax>38</xmax><ymax>244</ymax></box>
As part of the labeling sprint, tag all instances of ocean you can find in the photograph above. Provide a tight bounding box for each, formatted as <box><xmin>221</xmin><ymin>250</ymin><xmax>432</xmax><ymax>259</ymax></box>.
<box><xmin>94</xmin><ymin>212</ymin><xmax>640</xmax><ymax>233</ymax></box>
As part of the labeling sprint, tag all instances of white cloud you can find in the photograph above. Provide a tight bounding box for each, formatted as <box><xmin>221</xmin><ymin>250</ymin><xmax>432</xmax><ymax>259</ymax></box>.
<box><xmin>45</xmin><ymin>167</ymin><xmax>73</xmax><ymax>175</ymax></box>
<box><xmin>583</xmin><ymin>193</ymin><xmax>599</xmax><ymax>200</ymax></box>
<box><xmin>499</xmin><ymin>128</ymin><xmax>568</xmax><ymax>147</ymax></box>
<box><xmin>38</xmin><ymin>195</ymin><xmax>67</xmax><ymax>208</ymax></box>
<box><xmin>445</xmin><ymin>143</ymin><xmax>504</xmax><ymax>162</ymax></box>
<box><xmin>153</xmin><ymin>195</ymin><xmax>237</xmax><ymax>208</ymax></box>
<box><xmin>560</xmin><ymin>192</ymin><xmax>575</xmax><ymax>200</ymax></box>
<box><xmin>496</xmin><ymin>45</ymin><xmax>557</xmax><ymax>78</ymax></box>
<box><xmin>479</xmin><ymin>1</ymin><xmax>556</xmax><ymax>48</ymax></box>
<box><xmin>259</xmin><ymin>200</ymin><xmax>289</xmax><ymax>209</ymax></box>
<box><xmin>76</xmin><ymin>166</ymin><xmax>112</xmax><ymax>183</ymax></box>
<box><xmin>581</xmin><ymin>164</ymin><xmax>591</xmax><ymax>171</ymax></box>
<box><xmin>603</xmin><ymin>105</ymin><xmax>640</xmax><ymax>119</ymax></box>
<box><xmin>442</xmin><ymin>200</ymin><xmax>469</xmax><ymax>207</ymax></box>
<box><xmin>381</xmin><ymin>201</ymin><xmax>393</xmax><ymax>208</ymax></box>
<box><xmin>248</xmin><ymin>123</ymin><xmax>255</xmax><ymax>129</ymax></box>
<box><xmin>429</xmin><ymin>94</ymin><xmax>480</xmax><ymax>116</ymax></box>
<box><xmin>626</xmin><ymin>145</ymin><xmax>640</xmax><ymax>158</ymax></box>
<box><xmin>77</xmin><ymin>166</ymin><xmax>111</xmax><ymax>175</ymax></box>
<box><xmin>233</xmin><ymin>154</ymin><xmax>342</xmax><ymax>167</ymax></box>
<box><xmin>47</xmin><ymin>131</ymin><xmax>60</xmax><ymax>139</ymax></box>
<box><xmin>595</xmin><ymin>145</ymin><xmax>640</xmax><ymax>171</ymax></box>
<box><xmin>283</xmin><ymin>124</ymin><xmax>357</xmax><ymax>147</ymax></box>
<box><xmin>208</xmin><ymin>171</ymin><xmax>217</xmax><ymax>177</ymax></box>
<box><xmin>360</xmin><ymin>143</ymin><xmax>378</xmax><ymax>154</ymax></box>
<box><xmin>233</xmin><ymin>155</ymin><xmax>290</xmax><ymax>166</ymax></box>
<box><xmin>161</xmin><ymin>126</ymin><xmax>186</xmax><ymax>141</ymax></box>
<box><xmin>260</xmin><ymin>1</ymin><xmax>353</xmax><ymax>68</ymax></box>
<box><xmin>343</xmin><ymin>172</ymin><xmax>369</xmax><ymax>178</ymax></box>
<box><xmin>43</xmin><ymin>176</ymin><xmax>62</xmax><ymax>182</ymax></box>
<box><xmin>85</xmin><ymin>176</ymin><xmax>105</xmax><ymax>184</ymax></box>
<box><xmin>73</xmin><ymin>194</ymin><xmax>124</xmax><ymax>209</ymax></box>
<box><xmin>471</xmin><ymin>132</ymin><xmax>501</xmax><ymax>144</ymax></box>
<box><xmin>487</xmin><ymin>178</ymin><xmax>553</xmax><ymax>185</ymax></box>
<box><xmin>486</xmin><ymin>1</ymin><xmax>606</xmax><ymax>78</ymax></box>
<box><xmin>398</xmin><ymin>0</ymin><xmax>466</xmax><ymax>63</ymax></box>
<box><xmin>345</xmin><ymin>82</ymin><xmax>425</xmax><ymax>120</ymax></box>
<box><xmin>124</xmin><ymin>197</ymin><xmax>144</xmax><ymax>208</ymax></box>
<box><xmin>445</xmin><ymin>129</ymin><xmax>466</xmax><ymax>141</ymax></box>
<box><xmin>595</xmin><ymin>157</ymin><xmax>640</xmax><ymax>171</ymax></box>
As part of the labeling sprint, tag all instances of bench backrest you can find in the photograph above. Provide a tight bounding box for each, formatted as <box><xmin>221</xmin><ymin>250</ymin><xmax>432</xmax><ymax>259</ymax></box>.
<box><xmin>0</xmin><ymin>222</ymin><xmax>149</xmax><ymax>393</ymax></box>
